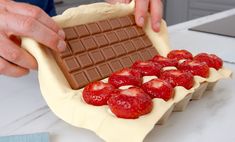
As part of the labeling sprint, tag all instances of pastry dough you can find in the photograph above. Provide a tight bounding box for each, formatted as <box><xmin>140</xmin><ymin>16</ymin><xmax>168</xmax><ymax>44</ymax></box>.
<box><xmin>21</xmin><ymin>2</ymin><xmax>232</xmax><ymax>142</ymax></box>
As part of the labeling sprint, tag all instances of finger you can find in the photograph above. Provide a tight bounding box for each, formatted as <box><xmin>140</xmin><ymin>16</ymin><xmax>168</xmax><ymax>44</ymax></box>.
<box><xmin>0</xmin><ymin>10</ymin><xmax>66</xmax><ymax>52</ymax></box>
<box><xmin>150</xmin><ymin>0</ymin><xmax>163</xmax><ymax>32</ymax></box>
<box><xmin>106</xmin><ymin>0</ymin><xmax>129</xmax><ymax>4</ymax></box>
<box><xmin>124</xmin><ymin>0</ymin><xmax>131</xmax><ymax>3</ymax></box>
<box><xmin>0</xmin><ymin>32</ymin><xmax>37</xmax><ymax>70</ymax></box>
<box><xmin>135</xmin><ymin>0</ymin><xmax>150</xmax><ymax>27</ymax></box>
<box><xmin>2</xmin><ymin>1</ymin><xmax>65</xmax><ymax>39</ymax></box>
<box><xmin>0</xmin><ymin>57</ymin><xmax>29</xmax><ymax>77</ymax></box>
<box><xmin>0</xmin><ymin>0</ymin><xmax>10</xmax><ymax>9</ymax></box>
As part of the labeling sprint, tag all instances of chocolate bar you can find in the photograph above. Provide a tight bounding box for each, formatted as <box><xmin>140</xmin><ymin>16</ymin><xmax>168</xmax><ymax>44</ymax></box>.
<box><xmin>52</xmin><ymin>15</ymin><xmax>159</xmax><ymax>89</ymax></box>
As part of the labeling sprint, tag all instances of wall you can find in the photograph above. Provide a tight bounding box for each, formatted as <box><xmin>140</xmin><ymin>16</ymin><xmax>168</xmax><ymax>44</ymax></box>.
<box><xmin>165</xmin><ymin>0</ymin><xmax>235</xmax><ymax>25</ymax></box>
<box><xmin>55</xmin><ymin>0</ymin><xmax>104</xmax><ymax>14</ymax></box>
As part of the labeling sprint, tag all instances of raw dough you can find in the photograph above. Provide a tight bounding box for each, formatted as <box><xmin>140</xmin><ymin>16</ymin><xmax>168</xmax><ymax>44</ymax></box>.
<box><xmin>21</xmin><ymin>2</ymin><xmax>232</xmax><ymax>142</ymax></box>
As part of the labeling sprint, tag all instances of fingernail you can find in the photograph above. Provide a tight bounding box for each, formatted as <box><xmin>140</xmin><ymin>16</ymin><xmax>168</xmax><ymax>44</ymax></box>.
<box><xmin>138</xmin><ymin>17</ymin><xmax>145</xmax><ymax>26</ymax></box>
<box><xmin>58</xmin><ymin>29</ymin><xmax>65</xmax><ymax>39</ymax></box>
<box><xmin>154</xmin><ymin>22</ymin><xmax>161</xmax><ymax>32</ymax></box>
<box><xmin>57</xmin><ymin>40</ymin><xmax>66</xmax><ymax>52</ymax></box>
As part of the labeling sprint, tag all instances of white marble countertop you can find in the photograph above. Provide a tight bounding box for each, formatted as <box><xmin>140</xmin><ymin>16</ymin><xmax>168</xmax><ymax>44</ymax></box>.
<box><xmin>0</xmin><ymin>8</ymin><xmax>235</xmax><ymax>142</ymax></box>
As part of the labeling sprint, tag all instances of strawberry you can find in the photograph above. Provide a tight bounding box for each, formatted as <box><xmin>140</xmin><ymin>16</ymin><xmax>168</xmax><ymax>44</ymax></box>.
<box><xmin>142</xmin><ymin>78</ymin><xmax>174</xmax><ymax>101</ymax></box>
<box><xmin>167</xmin><ymin>50</ymin><xmax>193</xmax><ymax>61</ymax></box>
<box><xmin>178</xmin><ymin>60</ymin><xmax>210</xmax><ymax>78</ymax></box>
<box><xmin>82</xmin><ymin>81</ymin><xmax>115</xmax><ymax>106</ymax></box>
<box><xmin>194</xmin><ymin>53</ymin><xmax>223</xmax><ymax>70</ymax></box>
<box><xmin>132</xmin><ymin>61</ymin><xmax>162</xmax><ymax>76</ymax></box>
<box><xmin>108</xmin><ymin>68</ymin><xmax>142</xmax><ymax>88</ymax></box>
<box><xmin>152</xmin><ymin>55</ymin><xmax>178</xmax><ymax>67</ymax></box>
<box><xmin>160</xmin><ymin>70</ymin><xmax>194</xmax><ymax>89</ymax></box>
<box><xmin>210</xmin><ymin>54</ymin><xmax>223</xmax><ymax>70</ymax></box>
<box><xmin>107</xmin><ymin>87</ymin><xmax>153</xmax><ymax>119</ymax></box>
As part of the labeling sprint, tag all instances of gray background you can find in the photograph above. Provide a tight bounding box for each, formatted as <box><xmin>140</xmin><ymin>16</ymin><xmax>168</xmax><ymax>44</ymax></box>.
<box><xmin>55</xmin><ymin>0</ymin><xmax>104</xmax><ymax>14</ymax></box>
<box><xmin>165</xmin><ymin>0</ymin><xmax>235</xmax><ymax>25</ymax></box>
<box><xmin>54</xmin><ymin>0</ymin><xmax>235</xmax><ymax>25</ymax></box>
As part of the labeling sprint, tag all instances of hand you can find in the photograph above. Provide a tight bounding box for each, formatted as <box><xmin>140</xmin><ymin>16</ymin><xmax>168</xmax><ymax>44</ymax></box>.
<box><xmin>106</xmin><ymin>0</ymin><xmax>130</xmax><ymax>4</ymax></box>
<box><xmin>0</xmin><ymin>0</ymin><xmax>66</xmax><ymax>77</ymax></box>
<box><xmin>106</xmin><ymin>0</ymin><xmax>163</xmax><ymax>32</ymax></box>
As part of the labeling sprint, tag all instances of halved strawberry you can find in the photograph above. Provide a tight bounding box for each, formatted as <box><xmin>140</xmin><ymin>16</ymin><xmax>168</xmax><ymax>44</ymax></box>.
<box><xmin>152</xmin><ymin>55</ymin><xmax>178</xmax><ymax>67</ymax></box>
<box><xmin>178</xmin><ymin>60</ymin><xmax>210</xmax><ymax>78</ymax></box>
<box><xmin>142</xmin><ymin>78</ymin><xmax>174</xmax><ymax>101</ymax></box>
<box><xmin>194</xmin><ymin>53</ymin><xmax>223</xmax><ymax>70</ymax></box>
<box><xmin>167</xmin><ymin>50</ymin><xmax>193</xmax><ymax>61</ymax></box>
<box><xmin>160</xmin><ymin>70</ymin><xmax>194</xmax><ymax>89</ymax></box>
<box><xmin>107</xmin><ymin>87</ymin><xmax>153</xmax><ymax>119</ymax></box>
<box><xmin>132</xmin><ymin>61</ymin><xmax>162</xmax><ymax>76</ymax></box>
<box><xmin>108</xmin><ymin>68</ymin><xmax>142</xmax><ymax>88</ymax></box>
<box><xmin>82</xmin><ymin>81</ymin><xmax>115</xmax><ymax>106</ymax></box>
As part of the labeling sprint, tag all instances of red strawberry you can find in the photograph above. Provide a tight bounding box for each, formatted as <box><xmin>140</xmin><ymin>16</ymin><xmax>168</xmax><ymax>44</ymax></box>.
<box><xmin>160</xmin><ymin>70</ymin><xmax>194</xmax><ymax>89</ymax></box>
<box><xmin>108</xmin><ymin>68</ymin><xmax>142</xmax><ymax>88</ymax></box>
<box><xmin>107</xmin><ymin>87</ymin><xmax>153</xmax><ymax>119</ymax></box>
<box><xmin>178</xmin><ymin>60</ymin><xmax>210</xmax><ymax>78</ymax></box>
<box><xmin>167</xmin><ymin>50</ymin><xmax>193</xmax><ymax>61</ymax></box>
<box><xmin>142</xmin><ymin>78</ymin><xmax>174</xmax><ymax>101</ymax></box>
<box><xmin>152</xmin><ymin>55</ymin><xmax>178</xmax><ymax>67</ymax></box>
<box><xmin>132</xmin><ymin>61</ymin><xmax>162</xmax><ymax>76</ymax></box>
<box><xmin>194</xmin><ymin>53</ymin><xmax>223</xmax><ymax>70</ymax></box>
<box><xmin>82</xmin><ymin>81</ymin><xmax>115</xmax><ymax>106</ymax></box>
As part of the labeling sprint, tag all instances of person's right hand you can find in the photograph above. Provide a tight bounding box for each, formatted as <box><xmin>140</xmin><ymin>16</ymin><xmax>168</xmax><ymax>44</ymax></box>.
<box><xmin>106</xmin><ymin>0</ymin><xmax>163</xmax><ymax>32</ymax></box>
<box><xmin>0</xmin><ymin>0</ymin><xmax>66</xmax><ymax>77</ymax></box>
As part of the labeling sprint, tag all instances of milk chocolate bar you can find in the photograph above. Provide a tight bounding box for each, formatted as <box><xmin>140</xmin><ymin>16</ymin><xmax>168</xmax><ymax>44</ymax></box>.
<box><xmin>52</xmin><ymin>15</ymin><xmax>159</xmax><ymax>89</ymax></box>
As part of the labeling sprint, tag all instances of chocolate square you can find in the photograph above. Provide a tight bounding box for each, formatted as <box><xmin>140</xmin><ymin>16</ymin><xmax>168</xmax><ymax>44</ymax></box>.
<box><xmin>141</xmin><ymin>36</ymin><xmax>152</xmax><ymax>47</ymax></box>
<box><xmin>105</xmin><ymin>32</ymin><xmax>119</xmax><ymax>44</ymax></box>
<box><xmin>72</xmin><ymin>71</ymin><xmax>89</xmax><ymax>88</ymax></box>
<box><xmin>64</xmin><ymin>27</ymin><xmax>77</xmax><ymax>40</ymax></box>
<box><xmin>63</xmin><ymin>57</ymin><xmax>80</xmax><ymax>72</ymax></box>
<box><xmin>130</xmin><ymin>52</ymin><xmax>143</xmax><ymax>62</ymax></box>
<box><xmin>84</xmin><ymin>67</ymin><xmax>102</xmax><ymax>82</ymax></box>
<box><xmin>108</xmin><ymin>18</ymin><xmax>122</xmax><ymax>29</ymax></box>
<box><xmin>115</xmin><ymin>29</ymin><xmax>129</xmax><ymax>41</ymax></box>
<box><xmin>112</xmin><ymin>44</ymin><xmax>126</xmax><ymax>56</ymax></box>
<box><xmin>122</xmin><ymin>41</ymin><xmax>135</xmax><ymax>53</ymax></box>
<box><xmin>60</xmin><ymin>44</ymin><xmax>72</xmax><ymax>57</ymax></box>
<box><xmin>139</xmin><ymin>49</ymin><xmax>152</xmax><ymax>61</ymax></box>
<box><xmin>109</xmin><ymin>60</ymin><xmax>123</xmax><ymax>72</ymax></box>
<box><xmin>76</xmin><ymin>53</ymin><xmax>93</xmax><ymax>68</ymax></box>
<box><xmin>120</xmin><ymin>56</ymin><xmax>133</xmax><ymax>68</ymax></box>
<box><xmin>74</xmin><ymin>25</ymin><xmax>90</xmax><ymax>37</ymax></box>
<box><xmin>94</xmin><ymin>34</ymin><xmax>109</xmax><ymax>47</ymax></box>
<box><xmin>101</xmin><ymin>46</ymin><xmax>116</xmax><ymax>60</ymax></box>
<box><xmin>118</xmin><ymin>16</ymin><xmax>132</xmax><ymax>27</ymax></box>
<box><xmin>125</xmin><ymin>26</ymin><xmax>138</xmax><ymax>38</ymax></box>
<box><xmin>148</xmin><ymin>47</ymin><xmax>158</xmax><ymax>57</ymax></box>
<box><xmin>134</xmin><ymin>26</ymin><xmax>145</xmax><ymax>36</ymax></box>
<box><xmin>89</xmin><ymin>49</ymin><xmax>105</xmax><ymax>64</ymax></box>
<box><xmin>97</xmin><ymin>63</ymin><xmax>112</xmax><ymax>78</ymax></box>
<box><xmin>97</xmin><ymin>20</ymin><xmax>112</xmax><ymax>32</ymax></box>
<box><xmin>86</xmin><ymin>23</ymin><xmax>101</xmax><ymax>34</ymax></box>
<box><xmin>81</xmin><ymin>37</ymin><xmax>97</xmax><ymax>50</ymax></box>
<box><xmin>128</xmin><ymin>15</ymin><xmax>135</xmax><ymax>25</ymax></box>
<box><xmin>131</xmin><ymin>38</ymin><xmax>146</xmax><ymax>50</ymax></box>
<box><xmin>68</xmin><ymin>39</ymin><xmax>85</xmax><ymax>54</ymax></box>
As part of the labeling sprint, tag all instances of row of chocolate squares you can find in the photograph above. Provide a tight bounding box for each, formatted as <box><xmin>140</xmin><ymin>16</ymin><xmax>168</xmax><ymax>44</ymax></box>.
<box><xmin>62</xmin><ymin>45</ymin><xmax>157</xmax><ymax>73</ymax></box>
<box><xmin>65</xmin><ymin>46</ymin><xmax>157</xmax><ymax>89</ymax></box>
<box><xmin>63</xmin><ymin>15</ymin><xmax>139</xmax><ymax>40</ymax></box>
<box><xmin>60</xmin><ymin>33</ymin><xmax>152</xmax><ymax>58</ymax></box>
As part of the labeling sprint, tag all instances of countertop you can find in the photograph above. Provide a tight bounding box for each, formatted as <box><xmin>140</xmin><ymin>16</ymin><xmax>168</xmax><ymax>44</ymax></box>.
<box><xmin>0</xmin><ymin>8</ymin><xmax>235</xmax><ymax>142</ymax></box>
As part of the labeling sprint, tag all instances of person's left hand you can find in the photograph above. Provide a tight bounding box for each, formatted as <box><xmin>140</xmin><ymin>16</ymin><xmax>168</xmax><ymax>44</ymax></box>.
<box><xmin>106</xmin><ymin>0</ymin><xmax>163</xmax><ymax>32</ymax></box>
